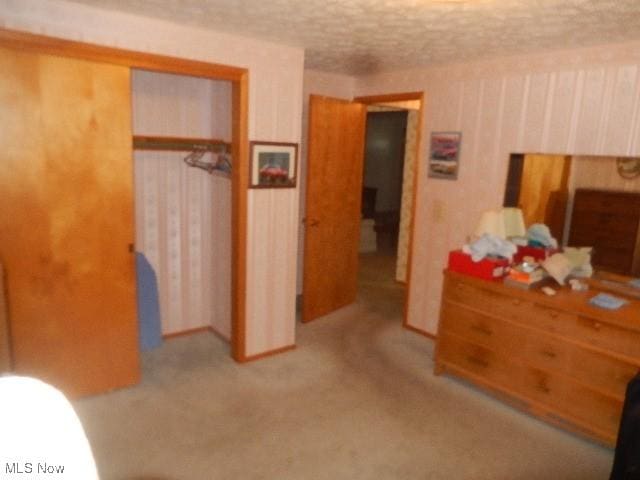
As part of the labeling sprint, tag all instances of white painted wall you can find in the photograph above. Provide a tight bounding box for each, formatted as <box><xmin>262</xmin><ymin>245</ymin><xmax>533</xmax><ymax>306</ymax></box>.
<box><xmin>0</xmin><ymin>0</ymin><xmax>304</xmax><ymax>357</ymax></box>
<box><xmin>356</xmin><ymin>40</ymin><xmax>640</xmax><ymax>335</ymax></box>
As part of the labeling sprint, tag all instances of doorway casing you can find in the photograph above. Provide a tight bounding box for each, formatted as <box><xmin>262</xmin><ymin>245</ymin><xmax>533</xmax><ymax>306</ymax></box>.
<box><xmin>355</xmin><ymin>92</ymin><xmax>426</xmax><ymax>334</ymax></box>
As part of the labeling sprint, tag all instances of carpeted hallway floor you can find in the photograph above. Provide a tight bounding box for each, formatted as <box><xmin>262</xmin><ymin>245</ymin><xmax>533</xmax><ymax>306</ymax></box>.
<box><xmin>74</xmin><ymin>252</ymin><xmax>613</xmax><ymax>480</ymax></box>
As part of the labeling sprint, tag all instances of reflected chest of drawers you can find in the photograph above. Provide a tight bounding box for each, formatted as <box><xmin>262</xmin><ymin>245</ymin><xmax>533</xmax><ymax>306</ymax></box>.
<box><xmin>568</xmin><ymin>188</ymin><xmax>640</xmax><ymax>276</ymax></box>
<box><xmin>434</xmin><ymin>271</ymin><xmax>640</xmax><ymax>445</ymax></box>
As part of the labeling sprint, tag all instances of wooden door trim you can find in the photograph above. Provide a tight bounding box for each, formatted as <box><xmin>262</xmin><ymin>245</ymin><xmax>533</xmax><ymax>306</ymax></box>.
<box><xmin>0</xmin><ymin>27</ymin><xmax>249</xmax><ymax>362</ymax></box>
<box><xmin>0</xmin><ymin>28</ymin><xmax>245</xmax><ymax>81</ymax></box>
<box><xmin>231</xmin><ymin>72</ymin><xmax>249</xmax><ymax>362</ymax></box>
<box><xmin>356</xmin><ymin>91</ymin><xmax>426</xmax><ymax>334</ymax></box>
<box><xmin>355</xmin><ymin>92</ymin><xmax>423</xmax><ymax>104</ymax></box>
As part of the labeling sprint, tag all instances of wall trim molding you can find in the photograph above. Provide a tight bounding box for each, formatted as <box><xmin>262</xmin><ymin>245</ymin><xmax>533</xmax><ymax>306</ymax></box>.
<box><xmin>241</xmin><ymin>344</ymin><xmax>296</xmax><ymax>363</ymax></box>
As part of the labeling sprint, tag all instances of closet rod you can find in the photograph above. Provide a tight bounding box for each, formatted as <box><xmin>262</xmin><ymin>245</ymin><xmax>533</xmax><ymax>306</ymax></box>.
<box><xmin>133</xmin><ymin>135</ymin><xmax>230</xmax><ymax>152</ymax></box>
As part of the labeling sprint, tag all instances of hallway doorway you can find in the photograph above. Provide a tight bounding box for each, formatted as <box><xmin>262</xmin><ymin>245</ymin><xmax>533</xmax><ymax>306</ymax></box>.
<box><xmin>356</xmin><ymin>93</ymin><xmax>423</xmax><ymax>321</ymax></box>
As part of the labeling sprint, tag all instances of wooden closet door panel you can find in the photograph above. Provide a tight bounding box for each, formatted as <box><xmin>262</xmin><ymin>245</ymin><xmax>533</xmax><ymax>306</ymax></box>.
<box><xmin>0</xmin><ymin>47</ymin><xmax>139</xmax><ymax>397</ymax></box>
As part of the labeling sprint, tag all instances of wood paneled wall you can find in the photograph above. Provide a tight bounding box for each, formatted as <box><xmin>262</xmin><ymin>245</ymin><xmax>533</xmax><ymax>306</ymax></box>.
<box><xmin>245</xmin><ymin>61</ymin><xmax>304</xmax><ymax>356</ymax></box>
<box><xmin>571</xmin><ymin>155</ymin><xmax>640</xmax><ymax>193</ymax></box>
<box><xmin>132</xmin><ymin>71</ymin><xmax>232</xmax><ymax>338</ymax></box>
<box><xmin>0</xmin><ymin>0</ymin><xmax>304</xmax><ymax>357</ymax></box>
<box><xmin>356</xmin><ymin>39</ymin><xmax>640</xmax><ymax>335</ymax></box>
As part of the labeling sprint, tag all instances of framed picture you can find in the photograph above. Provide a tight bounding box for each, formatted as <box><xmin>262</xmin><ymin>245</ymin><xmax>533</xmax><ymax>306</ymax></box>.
<box><xmin>249</xmin><ymin>141</ymin><xmax>298</xmax><ymax>188</ymax></box>
<box><xmin>428</xmin><ymin>131</ymin><xmax>461</xmax><ymax>180</ymax></box>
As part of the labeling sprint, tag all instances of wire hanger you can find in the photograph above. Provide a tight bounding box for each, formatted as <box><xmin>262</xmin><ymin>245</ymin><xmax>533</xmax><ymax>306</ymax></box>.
<box><xmin>183</xmin><ymin>148</ymin><xmax>232</xmax><ymax>176</ymax></box>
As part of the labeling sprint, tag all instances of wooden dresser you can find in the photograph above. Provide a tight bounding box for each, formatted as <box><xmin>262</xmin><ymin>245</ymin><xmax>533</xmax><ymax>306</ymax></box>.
<box><xmin>435</xmin><ymin>270</ymin><xmax>640</xmax><ymax>445</ymax></box>
<box><xmin>568</xmin><ymin>188</ymin><xmax>640</xmax><ymax>276</ymax></box>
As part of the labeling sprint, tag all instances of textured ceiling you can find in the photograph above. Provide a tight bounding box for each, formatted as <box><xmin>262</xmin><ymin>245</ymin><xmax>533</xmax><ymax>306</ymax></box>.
<box><xmin>67</xmin><ymin>0</ymin><xmax>640</xmax><ymax>75</ymax></box>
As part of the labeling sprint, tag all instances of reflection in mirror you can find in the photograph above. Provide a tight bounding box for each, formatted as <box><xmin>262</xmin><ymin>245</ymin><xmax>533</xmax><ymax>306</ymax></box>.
<box><xmin>504</xmin><ymin>153</ymin><xmax>640</xmax><ymax>276</ymax></box>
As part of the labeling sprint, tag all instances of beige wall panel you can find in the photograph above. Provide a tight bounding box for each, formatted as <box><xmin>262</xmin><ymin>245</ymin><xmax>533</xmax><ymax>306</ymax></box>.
<box><xmin>604</xmin><ymin>66</ymin><xmax>639</xmax><ymax>155</ymax></box>
<box><xmin>211</xmin><ymin>176</ymin><xmax>232</xmax><ymax>339</ymax></box>
<box><xmin>546</xmin><ymin>71</ymin><xmax>578</xmax><ymax>153</ymax></box>
<box><xmin>522</xmin><ymin>73</ymin><xmax>550</xmax><ymax>152</ymax></box>
<box><xmin>246</xmin><ymin>190</ymin><xmax>298</xmax><ymax>355</ymax></box>
<box><xmin>574</xmin><ymin>68</ymin><xmax>607</xmax><ymax>153</ymax></box>
<box><xmin>500</xmin><ymin>75</ymin><xmax>527</xmax><ymax>154</ymax></box>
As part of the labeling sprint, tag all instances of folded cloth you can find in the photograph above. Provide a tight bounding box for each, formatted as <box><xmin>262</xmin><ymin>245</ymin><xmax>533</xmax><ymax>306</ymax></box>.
<box><xmin>527</xmin><ymin>223</ymin><xmax>558</xmax><ymax>249</ymax></box>
<box><xmin>564</xmin><ymin>246</ymin><xmax>594</xmax><ymax>278</ymax></box>
<box><xmin>542</xmin><ymin>253</ymin><xmax>572</xmax><ymax>285</ymax></box>
<box><xmin>589</xmin><ymin>293</ymin><xmax>629</xmax><ymax>310</ymax></box>
<box><xmin>462</xmin><ymin>234</ymin><xmax>517</xmax><ymax>262</ymax></box>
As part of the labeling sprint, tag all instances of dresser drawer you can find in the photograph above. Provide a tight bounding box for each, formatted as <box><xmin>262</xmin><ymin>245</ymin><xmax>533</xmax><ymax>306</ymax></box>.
<box><xmin>522</xmin><ymin>330</ymin><xmax>638</xmax><ymax>399</ymax></box>
<box><xmin>569</xmin><ymin>227</ymin><xmax>637</xmax><ymax>250</ymax></box>
<box><xmin>444</xmin><ymin>276</ymin><xmax>640</xmax><ymax>361</ymax></box>
<box><xmin>444</xmin><ymin>278</ymin><xmax>577</xmax><ymax>335</ymax></box>
<box><xmin>437</xmin><ymin>332</ymin><xmax>623</xmax><ymax>439</ymax></box>
<box><xmin>519</xmin><ymin>367</ymin><xmax>622</xmax><ymax>435</ymax></box>
<box><xmin>436</xmin><ymin>332</ymin><xmax>520</xmax><ymax>388</ymax></box>
<box><xmin>572</xmin><ymin>190</ymin><xmax>640</xmax><ymax>215</ymax></box>
<box><xmin>441</xmin><ymin>301</ymin><xmax>638</xmax><ymax>398</ymax></box>
<box><xmin>517</xmin><ymin>303</ymin><xmax>640</xmax><ymax>361</ymax></box>
<box><xmin>444</xmin><ymin>277</ymin><xmax>536</xmax><ymax>321</ymax></box>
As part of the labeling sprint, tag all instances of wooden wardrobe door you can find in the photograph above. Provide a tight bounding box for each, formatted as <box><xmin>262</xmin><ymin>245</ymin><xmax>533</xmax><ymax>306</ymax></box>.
<box><xmin>0</xmin><ymin>47</ymin><xmax>140</xmax><ymax>397</ymax></box>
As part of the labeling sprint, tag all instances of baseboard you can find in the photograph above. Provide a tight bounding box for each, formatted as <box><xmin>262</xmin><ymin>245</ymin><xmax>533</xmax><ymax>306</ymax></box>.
<box><xmin>239</xmin><ymin>344</ymin><xmax>296</xmax><ymax>363</ymax></box>
<box><xmin>208</xmin><ymin>325</ymin><xmax>231</xmax><ymax>343</ymax></box>
<box><xmin>403</xmin><ymin>323</ymin><xmax>437</xmax><ymax>340</ymax></box>
<box><xmin>162</xmin><ymin>326</ymin><xmax>212</xmax><ymax>340</ymax></box>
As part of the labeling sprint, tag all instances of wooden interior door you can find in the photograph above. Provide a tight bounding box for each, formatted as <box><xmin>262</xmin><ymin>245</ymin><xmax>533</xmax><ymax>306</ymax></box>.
<box><xmin>302</xmin><ymin>95</ymin><xmax>367</xmax><ymax>322</ymax></box>
<box><xmin>0</xmin><ymin>47</ymin><xmax>140</xmax><ymax>397</ymax></box>
<box><xmin>0</xmin><ymin>263</ymin><xmax>10</xmax><ymax>372</ymax></box>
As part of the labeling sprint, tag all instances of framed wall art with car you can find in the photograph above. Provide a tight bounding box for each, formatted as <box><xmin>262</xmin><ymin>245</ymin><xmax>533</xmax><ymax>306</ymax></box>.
<box><xmin>249</xmin><ymin>141</ymin><xmax>298</xmax><ymax>188</ymax></box>
<box><xmin>428</xmin><ymin>131</ymin><xmax>461</xmax><ymax>180</ymax></box>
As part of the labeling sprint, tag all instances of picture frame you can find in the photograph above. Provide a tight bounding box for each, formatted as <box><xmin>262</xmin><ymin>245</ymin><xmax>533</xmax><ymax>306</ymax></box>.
<box><xmin>249</xmin><ymin>141</ymin><xmax>298</xmax><ymax>188</ymax></box>
<box><xmin>428</xmin><ymin>131</ymin><xmax>462</xmax><ymax>180</ymax></box>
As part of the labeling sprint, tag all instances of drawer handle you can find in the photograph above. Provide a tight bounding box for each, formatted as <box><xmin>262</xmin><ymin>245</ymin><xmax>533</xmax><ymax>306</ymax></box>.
<box><xmin>512</xmin><ymin>299</ymin><xmax>522</xmax><ymax>306</ymax></box>
<box><xmin>466</xmin><ymin>356</ymin><xmax>489</xmax><ymax>368</ymax></box>
<box><xmin>470</xmin><ymin>324</ymin><xmax>493</xmax><ymax>336</ymax></box>
<box><xmin>549</xmin><ymin>311</ymin><xmax>559</xmax><ymax>319</ymax></box>
<box><xmin>536</xmin><ymin>382</ymin><xmax>551</xmax><ymax>394</ymax></box>
<box><xmin>540</xmin><ymin>349</ymin><xmax>557</xmax><ymax>359</ymax></box>
<box><xmin>591</xmin><ymin>321</ymin><xmax>603</xmax><ymax>331</ymax></box>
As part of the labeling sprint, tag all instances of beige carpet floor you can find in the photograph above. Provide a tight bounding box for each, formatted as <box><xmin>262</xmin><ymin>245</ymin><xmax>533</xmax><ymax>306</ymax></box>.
<box><xmin>74</xmin><ymin>253</ymin><xmax>613</xmax><ymax>480</ymax></box>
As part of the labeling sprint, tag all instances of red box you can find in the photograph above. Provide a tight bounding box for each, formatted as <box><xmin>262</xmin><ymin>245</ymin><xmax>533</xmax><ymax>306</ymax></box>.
<box><xmin>447</xmin><ymin>250</ymin><xmax>510</xmax><ymax>281</ymax></box>
<box><xmin>513</xmin><ymin>245</ymin><xmax>557</xmax><ymax>264</ymax></box>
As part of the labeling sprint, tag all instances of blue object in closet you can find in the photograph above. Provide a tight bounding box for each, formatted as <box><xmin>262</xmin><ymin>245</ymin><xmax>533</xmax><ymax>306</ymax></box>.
<box><xmin>135</xmin><ymin>252</ymin><xmax>162</xmax><ymax>351</ymax></box>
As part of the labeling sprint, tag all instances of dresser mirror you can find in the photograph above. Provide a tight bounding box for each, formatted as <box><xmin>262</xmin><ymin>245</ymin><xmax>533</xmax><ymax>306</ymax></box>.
<box><xmin>503</xmin><ymin>153</ymin><xmax>640</xmax><ymax>277</ymax></box>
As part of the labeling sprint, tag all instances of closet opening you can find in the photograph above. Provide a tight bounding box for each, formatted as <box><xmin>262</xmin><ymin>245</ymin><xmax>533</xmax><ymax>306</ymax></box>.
<box><xmin>0</xmin><ymin>28</ymin><xmax>250</xmax><ymax>397</ymax></box>
<box><xmin>131</xmin><ymin>70</ymin><xmax>234</xmax><ymax>350</ymax></box>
